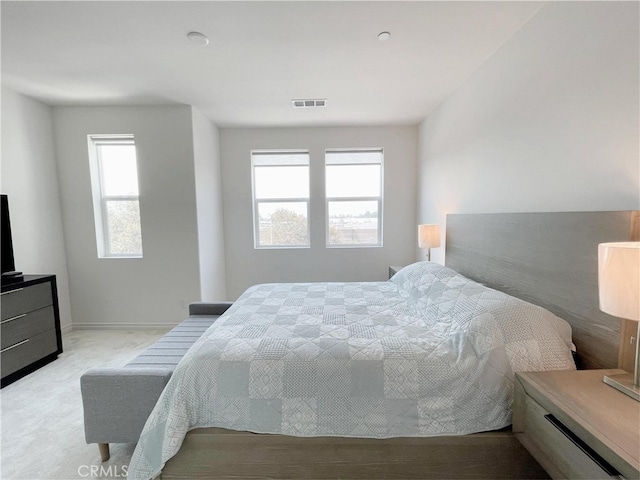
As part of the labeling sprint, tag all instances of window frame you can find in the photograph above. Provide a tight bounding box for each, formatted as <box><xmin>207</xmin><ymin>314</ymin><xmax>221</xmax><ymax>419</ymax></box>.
<box><xmin>87</xmin><ymin>134</ymin><xmax>143</xmax><ymax>258</ymax></box>
<box><xmin>325</xmin><ymin>148</ymin><xmax>384</xmax><ymax>248</ymax></box>
<box><xmin>251</xmin><ymin>149</ymin><xmax>311</xmax><ymax>249</ymax></box>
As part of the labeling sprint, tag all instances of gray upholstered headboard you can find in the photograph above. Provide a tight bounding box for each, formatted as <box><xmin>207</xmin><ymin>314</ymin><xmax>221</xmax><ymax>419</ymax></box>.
<box><xmin>445</xmin><ymin>211</ymin><xmax>639</xmax><ymax>370</ymax></box>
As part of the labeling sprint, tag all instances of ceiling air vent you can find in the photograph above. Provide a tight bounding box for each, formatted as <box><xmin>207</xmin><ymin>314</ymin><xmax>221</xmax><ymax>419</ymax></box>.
<box><xmin>292</xmin><ymin>99</ymin><xmax>327</xmax><ymax>108</ymax></box>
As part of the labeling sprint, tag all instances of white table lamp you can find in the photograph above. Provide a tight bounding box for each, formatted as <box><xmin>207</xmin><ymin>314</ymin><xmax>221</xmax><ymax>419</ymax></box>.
<box><xmin>598</xmin><ymin>242</ymin><xmax>640</xmax><ymax>401</ymax></box>
<box><xmin>418</xmin><ymin>224</ymin><xmax>441</xmax><ymax>262</ymax></box>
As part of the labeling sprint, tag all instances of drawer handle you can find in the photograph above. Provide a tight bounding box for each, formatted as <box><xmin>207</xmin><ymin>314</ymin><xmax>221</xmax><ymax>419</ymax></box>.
<box><xmin>544</xmin><ymin>414</ymin><xmax>620</xmax><ymax>478</ymax></box>
<box><xmin>1</xmin><ymin>338</ymin><xmax>29</xmax><ymax>353</ymax></box>
<box><xmin>1</xmin><ymin>314</ymin><xmax>27</xmax><ymax>324</ymax></box>
<box><xmin>1</xmin><ymin>288</ymin><xmax>23</xmax><ymax>296</ymax></box>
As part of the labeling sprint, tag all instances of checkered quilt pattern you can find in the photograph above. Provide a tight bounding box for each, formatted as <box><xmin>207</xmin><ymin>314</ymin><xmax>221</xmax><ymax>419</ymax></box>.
<box><xmin>128</xmin><ymin>262</ymin><xmax>575</xmax><ymax>479</ymax></box>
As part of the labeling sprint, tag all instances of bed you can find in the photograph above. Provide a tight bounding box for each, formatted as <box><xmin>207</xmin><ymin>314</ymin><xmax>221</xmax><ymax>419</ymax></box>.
<box><xmin>127</xmin><ymin>210</ymin><xmax>638</xmax><ymax>480</ymax></box>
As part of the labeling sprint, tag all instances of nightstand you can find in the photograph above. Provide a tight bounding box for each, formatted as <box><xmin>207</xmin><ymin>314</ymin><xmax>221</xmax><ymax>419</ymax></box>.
<box><xmin>514</xmin><ymin>369</ymin><xmax>639</xmax><ymax>480</ymax></box>
<box><xmin>388</xmin><ymin>266</ymin><xmax>403</xmax><ymax>279</ymax></box>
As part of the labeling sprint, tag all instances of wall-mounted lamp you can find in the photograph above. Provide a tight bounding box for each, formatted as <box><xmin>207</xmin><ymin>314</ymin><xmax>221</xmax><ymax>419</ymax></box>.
<box><xmin>598</xmin><ymin>242</ymin><xmax>640</xmax><ymax>401</ymax></box>
<box><xmin>418</xmin><ymin>224</ymin><xmax>441</xmax><ymax>262</ymax></box>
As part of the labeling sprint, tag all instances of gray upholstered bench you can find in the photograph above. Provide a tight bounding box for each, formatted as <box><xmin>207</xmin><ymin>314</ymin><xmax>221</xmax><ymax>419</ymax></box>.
<box><xmin>80</xmin><ymin>302</ymin><xmax>232</xmax><ymax>461</ymax></box>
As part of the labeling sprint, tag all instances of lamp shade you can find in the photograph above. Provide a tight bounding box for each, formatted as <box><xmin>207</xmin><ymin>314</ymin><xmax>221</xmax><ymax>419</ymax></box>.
<box><xmin>418</xmin><ymin>224</ymin><xmax>441</xmax><ymax>249</ymax></box>
<box><xmin>598</xmin><ymin>242</ymin><xmax>640</xmax><ymax>321</ymax></box>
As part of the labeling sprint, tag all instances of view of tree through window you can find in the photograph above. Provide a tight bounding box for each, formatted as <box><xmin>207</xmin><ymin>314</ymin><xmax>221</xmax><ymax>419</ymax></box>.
<box><xmin>260</xmin><ymin>207</ymin><xmax>308</xmax><ymax>246</ymax></box>
<box><xmin>105</xmin><ymin>200</ymin><xmax>143</xmax><ymax>255</ymax></box>
<box><xmin>252</xmin><ymin>151</ymin><xmax>310</xmax><ymax>248</ymax></box>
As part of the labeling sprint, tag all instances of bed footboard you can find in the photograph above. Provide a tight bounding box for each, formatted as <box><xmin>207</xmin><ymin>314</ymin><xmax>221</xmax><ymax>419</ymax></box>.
<box><xmin>160</xmin><ymin>428</ymin><xmax>549</xmax><ymax>479</ymax></box>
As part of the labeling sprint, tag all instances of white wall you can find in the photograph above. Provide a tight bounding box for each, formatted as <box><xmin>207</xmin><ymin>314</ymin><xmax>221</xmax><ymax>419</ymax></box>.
<box><xmin>220</xmin><ymin>126</ymin><xmax>418</xmax><ymax>298</ymax></box>
<box><xmin>1</xmin><ymin>86</ymin><xmax>73</xmax><ymax>331</ymax></box>
<box><xmin>417</xmin><ymin>1</ymin><xmax>639</xmax><ymax>264</ymax></box>
<box><xmin>53</xmin><ymin>106</ymin><xmax>202</xmax><ymax>328</ymax></box>
<box><xmin>191</xmin><ymin>108</ymin><xmax>228</xmax><ymax>301</ymax></box>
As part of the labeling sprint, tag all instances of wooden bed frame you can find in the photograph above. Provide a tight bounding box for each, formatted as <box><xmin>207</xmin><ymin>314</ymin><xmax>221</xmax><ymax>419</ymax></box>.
<box><xmin>445</xmin><ymin>211</ymin><xmax>639</xmax><ymax>371</ymax></box>
<box><xmin>159</xmin><ymin>211</ymin><xmax>639</xmax><ymax>480</ymax></box>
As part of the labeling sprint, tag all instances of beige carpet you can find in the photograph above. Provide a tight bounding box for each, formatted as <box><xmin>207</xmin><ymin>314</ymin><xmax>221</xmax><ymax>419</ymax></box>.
<box><xmin>1</xmin><ymin>329</ymin><xmax>169</xmax><ymax>480</ymax></box>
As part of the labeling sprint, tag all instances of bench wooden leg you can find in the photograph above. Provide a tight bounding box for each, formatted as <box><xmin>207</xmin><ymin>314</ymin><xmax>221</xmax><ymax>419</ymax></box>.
<box><xmin>98</xmin><ymin>443</ymin><xmax>110</xmax><ymax>462</ymax></box>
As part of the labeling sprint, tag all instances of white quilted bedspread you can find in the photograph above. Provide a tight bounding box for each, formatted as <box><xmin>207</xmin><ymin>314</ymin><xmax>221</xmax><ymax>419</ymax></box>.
<box><xmin>127</xmin><ymin>262</ymin><xmax>575</xmax><ymax>479</ymax></box>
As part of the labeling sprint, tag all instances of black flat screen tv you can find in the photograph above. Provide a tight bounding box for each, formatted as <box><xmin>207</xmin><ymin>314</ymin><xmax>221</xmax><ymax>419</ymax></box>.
<box><xmin>1</xmin><ymin>194</ymin><xmax>16</xmax><ymax>274</ymax></box>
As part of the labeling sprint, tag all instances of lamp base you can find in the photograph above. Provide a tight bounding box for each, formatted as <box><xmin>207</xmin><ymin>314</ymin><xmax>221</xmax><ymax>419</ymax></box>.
<box><xmin>603</xmin><ymin>372</ymin><xmax>640</xmax><ymax>402</ymax></box>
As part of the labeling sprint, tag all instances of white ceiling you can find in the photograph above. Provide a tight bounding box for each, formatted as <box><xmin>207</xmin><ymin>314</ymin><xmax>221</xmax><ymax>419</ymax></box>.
<box><xmin>2</xmin><ymin>1</ymin><xmax>545</xmax><ymax>127</ymax></box>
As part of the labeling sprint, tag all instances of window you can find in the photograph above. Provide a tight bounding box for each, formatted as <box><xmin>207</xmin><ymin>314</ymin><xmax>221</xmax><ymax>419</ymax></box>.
<box><xmin>87</xmin><ymin>135</ymin><xmax>143</xmax><ymax>258</ymax></box>
<box><xmin>325</xmin><ymin>149</ymin><xmax>383</xmax><ymax>247</ymax></box>
<box><xmin>252</xmin><ymin>150</ymin><xmax>310</xmax><ymax>248</ymax></box>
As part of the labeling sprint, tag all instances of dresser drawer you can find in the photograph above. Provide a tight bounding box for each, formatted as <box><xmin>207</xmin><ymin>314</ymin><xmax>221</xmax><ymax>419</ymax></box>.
<box><xmin>1</xmin><ymin>282</ymin><xmax>53</xmax><ymax>320</ymax></box>
<box><xmin>520</xmin><ymin>394</ymin><xmax>620</xmax><ymax>479</ymax></box>
<box><xmin>1</xmin><ymin>329</ymin><xmax>58</xmax><ymax>378</ymax></box>
<box><xmin>1</xmin><ymin>306</ymin><xmax>56</xmax><ymax>350</ymax></box>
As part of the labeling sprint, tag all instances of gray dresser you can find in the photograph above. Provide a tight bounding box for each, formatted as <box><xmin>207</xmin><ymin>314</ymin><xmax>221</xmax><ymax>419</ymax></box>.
<box><xmin>1</xmin><ymin>275</ymin><xmax>63</xmax><ymax>387</ymax></box>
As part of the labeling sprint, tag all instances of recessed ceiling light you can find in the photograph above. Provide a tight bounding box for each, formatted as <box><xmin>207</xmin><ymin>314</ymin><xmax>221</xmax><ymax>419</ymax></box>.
<box><xmin>378</xmin><ymin>31</ymin><xmax>391</xmax><ymax>42</ymax></box>
<box><xmin>187</xmin><ymin>31</ymin><xmax>209</xmax><ymax>46</ymax></box>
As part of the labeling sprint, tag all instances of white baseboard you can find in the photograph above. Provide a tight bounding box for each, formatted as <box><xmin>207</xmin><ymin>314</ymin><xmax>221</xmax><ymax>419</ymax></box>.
<box><xmin>69</xmin><ymin>323</ymin><xmax>178</xmax><ymax>331</ymax></box>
